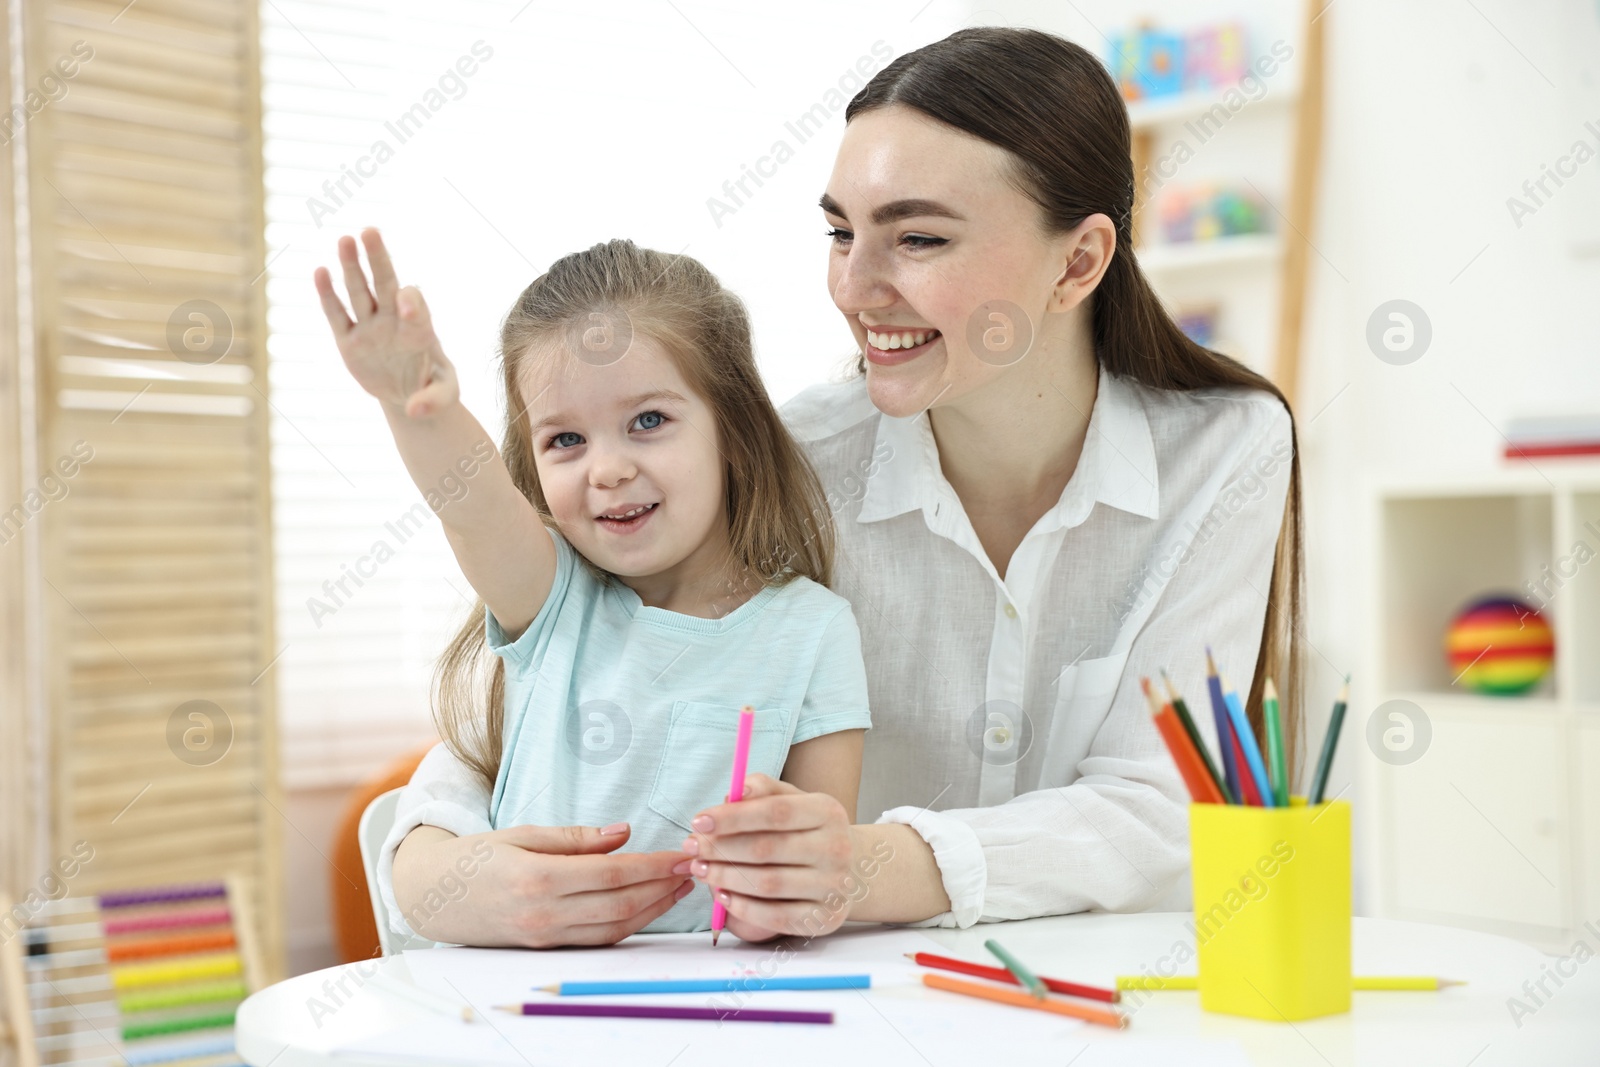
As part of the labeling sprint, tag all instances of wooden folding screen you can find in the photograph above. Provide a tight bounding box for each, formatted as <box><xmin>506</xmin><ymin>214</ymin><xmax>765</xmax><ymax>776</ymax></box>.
<box><xmin>3</xmin><ymin>0</ymin><xmax>282</xmax><ymax>982</ymax></box>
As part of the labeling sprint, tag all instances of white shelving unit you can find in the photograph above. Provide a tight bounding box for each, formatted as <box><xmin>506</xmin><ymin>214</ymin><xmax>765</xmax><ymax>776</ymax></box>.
<box><xmin>1136</xmin><ymin>232</ymin><xmax>1282</xmax><ymax>274</ymax></box>
<box><xmin>1363</xmin><ymin>462</ymin><xmax>1600</xmax><ymax>951</ymax></box>
<box><xmin>1127</xmin><ymin>84</ymin><xmax>1297</xmax><ymax>132</ymax></box>
<box><xmin>1122</xmin><ymin>4</ymin><xmax>1317</xmax><ymax>392</ymax></box>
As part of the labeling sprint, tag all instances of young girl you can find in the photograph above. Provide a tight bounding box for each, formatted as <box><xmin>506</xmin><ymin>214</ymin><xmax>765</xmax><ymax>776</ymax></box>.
<box><xmin>313</xmin><ymin>230</ymin><xmax>871</xmax><ymax>936</ymax></box>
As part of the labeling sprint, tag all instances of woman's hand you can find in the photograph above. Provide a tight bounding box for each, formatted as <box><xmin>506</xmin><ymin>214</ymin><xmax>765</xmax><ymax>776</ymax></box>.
<box><xmin>679</xmin><ymin>774</ymin><xmax>856</xmax><ymax>941</ymax></box>
<box><xmin>313</xmin><ymin>227</ymin><xmax>458</xmax><ymax>418</ymax></box>
<box><xmin>392</xmin><ymin>823</ymin><xmax>693</xmax><ymax>948</ymax></box>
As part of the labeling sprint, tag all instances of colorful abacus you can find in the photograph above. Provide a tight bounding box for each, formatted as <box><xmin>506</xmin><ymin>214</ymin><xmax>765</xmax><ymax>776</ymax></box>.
<box><xmin>1</xmin><ymin>878</ymin><xmax>264</xmax><ymax>1067</ymax></box>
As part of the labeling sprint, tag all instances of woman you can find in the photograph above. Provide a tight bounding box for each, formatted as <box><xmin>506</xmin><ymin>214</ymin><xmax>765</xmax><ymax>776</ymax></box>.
<box><xmin>379</xmin><ymin>26</ymin><xmax>1302</xmax><ymax>947</ymax></box>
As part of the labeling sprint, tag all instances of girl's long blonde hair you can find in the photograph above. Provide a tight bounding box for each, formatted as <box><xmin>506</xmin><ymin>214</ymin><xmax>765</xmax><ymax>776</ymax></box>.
<box><xmin>434</xmin><ymin>240</ymin><xmax>835</xmax><ymax>788</ymax></box>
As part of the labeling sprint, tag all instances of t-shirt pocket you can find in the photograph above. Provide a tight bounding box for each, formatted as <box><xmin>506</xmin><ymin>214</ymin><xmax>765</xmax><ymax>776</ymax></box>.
<box><xmin>647</xmin><ymin>702</ymin><xmax>795</xmax><ymax>832</ymax></box>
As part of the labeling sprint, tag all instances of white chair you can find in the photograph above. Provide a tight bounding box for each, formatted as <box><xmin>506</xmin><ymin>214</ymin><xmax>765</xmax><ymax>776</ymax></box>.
<box><xmin>357</xmin><ymin>787</ymin><xmax>439</xmax><ymax>955</ymax></box>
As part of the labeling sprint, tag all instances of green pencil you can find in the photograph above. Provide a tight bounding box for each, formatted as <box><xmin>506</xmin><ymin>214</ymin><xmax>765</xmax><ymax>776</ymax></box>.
<box><xmin>1161</xmin><ymin>670</ymin><xmax>1235</xmax><ymax>804</ymax></box>
<box><xmin>1308</xmin><ymin>676</ymin><xmax>1350</xmax><ymax>804</ymax></box>
<box><xmin>1263</xmin><ymin>677</ymin><xmax>1288</xmax><ymax>807</ymax></box>
<box><xmin>984</xmin><ymin>938</ymin><xmax>1047</xmax><ymax>1000</ymax></box>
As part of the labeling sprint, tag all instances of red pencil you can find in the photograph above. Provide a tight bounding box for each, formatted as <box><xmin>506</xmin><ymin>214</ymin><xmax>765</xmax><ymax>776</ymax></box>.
<box><xmin>1229</xmin><ymin>729</ymin><xmax>1264</xmax><ymax>805</ymax></box>
<box><xmin>1141</xmin><ymin>678</ymin><xmax>1226</xmax><ymax>805</ymax></box>
<box><xmin>905</xmin><ymin>951</ymin><xmax>1120</xmax><ymax>1003</ymax></box>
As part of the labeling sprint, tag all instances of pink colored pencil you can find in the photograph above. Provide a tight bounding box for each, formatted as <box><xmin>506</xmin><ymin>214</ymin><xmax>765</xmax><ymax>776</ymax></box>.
<box><xmin>711</xmin><ymin>706</ymin><xmax>755</xmax><ymax>946</ymax></box>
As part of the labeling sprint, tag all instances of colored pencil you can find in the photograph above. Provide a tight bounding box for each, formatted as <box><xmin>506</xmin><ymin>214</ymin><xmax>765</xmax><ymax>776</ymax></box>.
<box><xmin>1263</xmin><ymin>677</ymin><xmax>1289</xmax><ymax>808</ymax></box>
<box><xmin>1161</xmin><ymin>670</ymin><xmax>1234</xmax><ymax>804</ymax></box>
<box><xmin>1203</xmin><ymin>656</ymin><xmax>1244</xmax><ymax>802</ymax></box>
<box><xmin>367</xmin><ymin>971</ymin><xmax>476</xmax><ymax>1023</ymax></box>
<box><xmin>1217</xmin><ymin>668</ymin><xmax>1276</xmax><ymax>807</ymax></box>
<box><xmin>711</xmin><ymin>706</ymin><xmax>756</xmax><ymax>946</ymax></box>
<box><xmin>1228</xmin><ymin>726</ymin><xmax>1264</xmax><ymax>805</ymax></box>
<box><xmin>538</xmin><ymin>975</ymin><xmax>870</xmax><ymax>995</ymax></box>
<box><xmin>921</xmin><ymin>973</ymin><xmax>1126</xmax><ymax>1029</ymax></box>
<box><xmin>984</xmin><ymin>938</ymin><xmax>1047</xmax><ymax>999</ymax></box>
<box><xmin>1117</xmin><ymin>975</ymin><xmax>1463</xmax><ymax>991</ymax></box>
<box><xmin>1142</xmin><ymin>679</ymin><xmax>1226</xmax><ymax>804</ymax></box>
<box><xmin>495</xmin><ymin>1002</ymin><xmax>833</xmax><ymax>1024</ymax></box>
<box><xmin>904</xmin><ymin>952</ymin><xmax>1119</xmax><ymax>1003</ymax></box>
<box><xmin>1309</xmin><ymin>676</ymin><xmax>1351</xmax><ymax>804</ymax></box>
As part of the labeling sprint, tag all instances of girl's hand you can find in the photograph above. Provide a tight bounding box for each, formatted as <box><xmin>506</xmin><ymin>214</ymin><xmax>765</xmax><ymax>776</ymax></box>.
<box><xmin>313</xmin><ymin>228</ymin><xmax>458</xmax><ymax>418</ymax></box>
<box><xmin>681</xmin><ymin>774</ymin><xmax>856</xmax><ymax>941</ymax></box>
<box><xmin>392</xmin><ymin>823</ymin><xmax>693</xmax><ymax>949</ymax></box>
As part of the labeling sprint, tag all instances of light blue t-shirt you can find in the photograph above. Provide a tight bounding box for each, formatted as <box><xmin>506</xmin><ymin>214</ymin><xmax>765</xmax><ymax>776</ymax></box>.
<box><xmin>486</xmin><ymin>527</ymin><xmax>872</xmax><ymax>932</ymax></box>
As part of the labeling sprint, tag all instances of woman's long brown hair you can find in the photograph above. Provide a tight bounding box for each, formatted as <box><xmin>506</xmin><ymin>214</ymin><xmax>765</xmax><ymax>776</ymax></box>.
<box><xmin>435</xmin><ymin>240</ymin><xmax>835</xmax><ymax>789</ymax></box>
<box><xmin>845</xmin><ymin>27</ymin><xmax>1307</xmax><ymax>775</ymax></box>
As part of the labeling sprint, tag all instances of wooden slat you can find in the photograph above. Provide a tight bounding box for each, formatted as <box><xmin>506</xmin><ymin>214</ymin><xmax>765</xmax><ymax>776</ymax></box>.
<box><xmin>54</xmin><ymin>112</ymin><xmax>247</xmax><ymax>167</ymax></box>
<box><xmin>74</xmin><ymin>50</ymin><xmax>247</xmax><ymax>109</ymax></box>
<box><xmin>73</xmin><ymin>854</ymin><xmax>263</xmax><ymax>898</ymax></box>
<box><xmin>71</xmin><ymin>766</ymin><xmax>264</xmax><ymax>812</ymax></box>
<box><xmin>1272</xmin><ymin>6</ymin><xmax>1326</xmax><ymax>407</ymax></box>
<box><xmin>69</xmin><ymin>688</ymin><xmax>258</xmax><ymax>725</ymax></box>
<box><xmin>67</xmin><ymin>739</ymin><xmax>263</xmax><ymax>780</ymax></box>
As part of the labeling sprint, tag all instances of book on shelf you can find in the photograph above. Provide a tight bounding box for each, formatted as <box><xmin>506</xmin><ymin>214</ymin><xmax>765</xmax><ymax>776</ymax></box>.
<box><xmin>1503</xmin><ymin>414</ymin><xmax>1600</xmax><ymax>459</ymax></box>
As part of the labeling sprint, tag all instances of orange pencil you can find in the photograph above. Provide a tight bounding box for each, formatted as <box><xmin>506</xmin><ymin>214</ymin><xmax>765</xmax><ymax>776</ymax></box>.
<box><xmin>1142</xmin><ymin>678</ymin><xmax>1226</xmax><ymax>804</ymax></box>
<box><xmin>921</xmin><ymin>973</ymin><xmax>1126</xmax><ymax>1029</ymax></box>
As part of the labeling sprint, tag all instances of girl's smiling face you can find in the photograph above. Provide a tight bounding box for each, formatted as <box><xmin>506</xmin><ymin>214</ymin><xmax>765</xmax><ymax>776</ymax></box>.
<box><xmin>521</xmin><ymin>336</ymin><xmax>730</xmax><ymax>597</ymax></box>
<box><xmin>823</xmin><ymin>104</ymin><xmax>1107</xmax><ymax>418</ymax></box>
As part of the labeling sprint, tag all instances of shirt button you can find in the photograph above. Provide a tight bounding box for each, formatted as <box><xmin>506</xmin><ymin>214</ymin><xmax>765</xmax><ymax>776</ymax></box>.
<box><xmin>1004</xmin><ymin>603</ymin><xmax>1018</xmax><ymax>619</ymax></box>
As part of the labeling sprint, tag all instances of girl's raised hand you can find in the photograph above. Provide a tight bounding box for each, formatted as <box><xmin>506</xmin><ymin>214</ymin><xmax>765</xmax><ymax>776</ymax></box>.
<box><xmin>313</xmin><ymin>228</ymin><xmax>458</xmax><ymax>418</ymax></box>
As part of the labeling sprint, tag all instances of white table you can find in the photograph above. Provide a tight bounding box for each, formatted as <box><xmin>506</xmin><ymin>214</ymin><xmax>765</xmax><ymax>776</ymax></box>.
<box><xmin>236</xmin><ymin>913</ymin><xmax>1600</xmax><ymax>1066</ymax></box>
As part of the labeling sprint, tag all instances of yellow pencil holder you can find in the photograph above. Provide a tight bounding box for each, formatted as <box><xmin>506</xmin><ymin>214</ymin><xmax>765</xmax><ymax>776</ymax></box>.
<box><xmin>1189</xmin><ymin>797</ymin><xmax>1351</xmax><ymax>1021</ymax></box>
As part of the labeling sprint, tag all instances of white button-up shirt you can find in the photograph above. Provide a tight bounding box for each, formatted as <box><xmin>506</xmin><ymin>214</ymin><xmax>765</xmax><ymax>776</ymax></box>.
<box><xmin>378</xmin><ymin>364</ymin><xmax>1292</xmax><ymax>933</ymax></box>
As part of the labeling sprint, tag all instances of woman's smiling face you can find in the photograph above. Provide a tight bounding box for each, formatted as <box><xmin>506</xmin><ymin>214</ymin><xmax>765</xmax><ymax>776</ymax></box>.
<box><xmin>823</xmin><ymin>104</ymin><xmax>1102</xmax><ymax>418</ymax></box>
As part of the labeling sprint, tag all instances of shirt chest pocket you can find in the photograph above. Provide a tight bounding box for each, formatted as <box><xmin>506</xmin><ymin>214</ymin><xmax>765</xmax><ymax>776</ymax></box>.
<box><xmin>648</xmin><ymin>702</ymin><xmax>796</xmax><ymax>832</ymax></box>
<box><xmin>1036</xmin><ymin>651</ymin><xmax>1131</xmax><ymax>788</ymax></box>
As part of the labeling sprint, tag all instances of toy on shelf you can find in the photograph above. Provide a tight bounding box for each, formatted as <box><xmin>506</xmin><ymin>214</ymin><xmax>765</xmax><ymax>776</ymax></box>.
<box><xmin>1108</xmin><ymin>22</ymin><xmax>1249</xmax><ymax>102</ymax></box>
<box><xmin>1445</xmin><ymin>596</ymin><xmax>1555</xmax><ymax>695</ymax></box>
<box><xmin>1176</xmin><ymin>305</ymin><xmax>1220</xmax><ymax>347</ymax></box>
<box><xmin>0</xmin><ymin>878</ymin><xmax>263</xmax><ymax>1067</ymax></box>
<box><xmin>1158</xmin><ymin>184</ymin><xmax>1269</xmax><ymax>244</ymax></box>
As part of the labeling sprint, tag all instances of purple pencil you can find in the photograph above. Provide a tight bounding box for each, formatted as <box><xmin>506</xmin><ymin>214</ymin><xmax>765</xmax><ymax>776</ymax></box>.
<box><xmin>494</xmin><ymin>1002</ymin><xmax>833</xmax><ymax>1024</ymax></box>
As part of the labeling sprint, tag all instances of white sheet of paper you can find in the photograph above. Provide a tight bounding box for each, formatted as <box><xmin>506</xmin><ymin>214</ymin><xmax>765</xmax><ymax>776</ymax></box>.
<box><xmin>331</xmin><ymin>926</ymin><xmax>1116</xmax><ymax>1066</ymax></box>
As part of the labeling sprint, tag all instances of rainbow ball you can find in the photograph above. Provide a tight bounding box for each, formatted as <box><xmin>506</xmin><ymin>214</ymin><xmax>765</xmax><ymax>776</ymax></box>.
<box><xmin>1445</xmin><ymin>596</ymin><xmax>1554</xmax><ymax>695</ymax></box>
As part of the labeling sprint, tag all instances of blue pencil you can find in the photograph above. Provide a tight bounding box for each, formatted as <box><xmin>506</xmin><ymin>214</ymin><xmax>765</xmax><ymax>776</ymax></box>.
<box><xmin>1216</xmin><ymin>666</ymin><xmax>1277</xmax><ymax>808</ymax></box>
<box><xmin>537</xmin><ymin>975</ymin><xmax>872</xmax><ymax>995</ymax></box>
<box><xmin>1203</xmin><ymin>655</ymin><xmax>1243</xmax><ymax>803</ymax></box>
